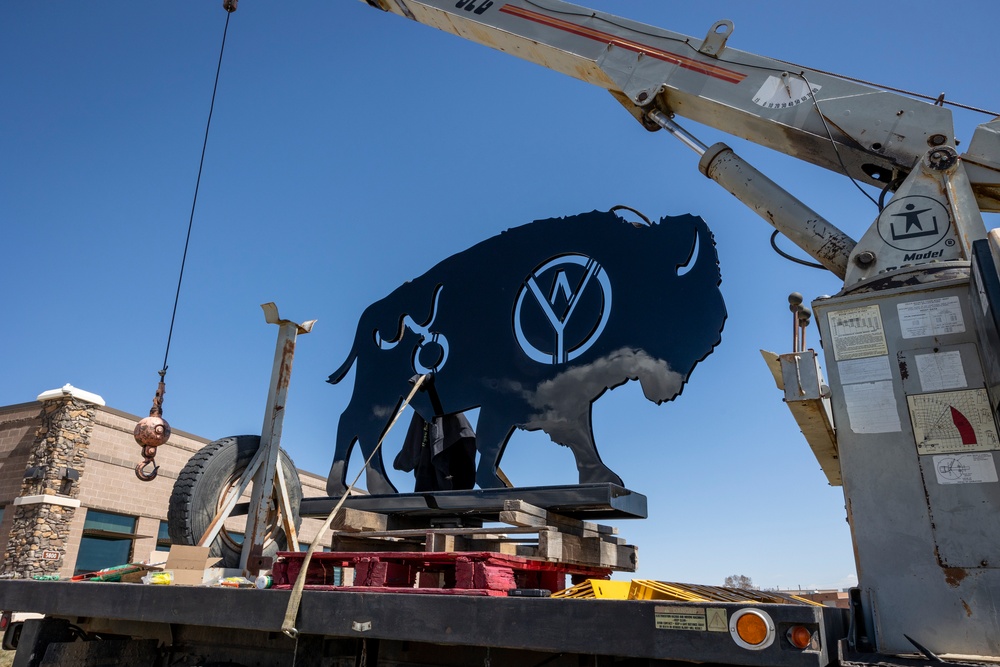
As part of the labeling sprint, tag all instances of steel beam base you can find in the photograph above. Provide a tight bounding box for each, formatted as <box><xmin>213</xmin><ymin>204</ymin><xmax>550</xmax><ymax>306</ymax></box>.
<box><xmin>299</xmin><ymin>483</ymin><xmax>648</xmax><ymax>521</ymax></box>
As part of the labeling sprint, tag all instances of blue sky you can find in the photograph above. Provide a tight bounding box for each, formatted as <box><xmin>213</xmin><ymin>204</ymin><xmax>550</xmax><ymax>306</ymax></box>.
<box><xmin>3</xmin><ymin>1</ymin><xmax>997</xmax><ymax>590</ymax></box>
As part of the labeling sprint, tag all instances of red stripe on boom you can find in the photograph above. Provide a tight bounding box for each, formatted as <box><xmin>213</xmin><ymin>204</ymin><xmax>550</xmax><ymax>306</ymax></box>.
<box><xmin>499</xmin><ymin>5</ymin><xmax>747</xmax><ymax>85</ymax></box>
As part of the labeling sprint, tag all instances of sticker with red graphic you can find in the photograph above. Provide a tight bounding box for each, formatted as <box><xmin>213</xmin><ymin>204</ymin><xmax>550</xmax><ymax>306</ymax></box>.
<box><xmin>907</xmin><ymin>389</ymin><xmax>1000</xmax><ymax>455</ymax></box>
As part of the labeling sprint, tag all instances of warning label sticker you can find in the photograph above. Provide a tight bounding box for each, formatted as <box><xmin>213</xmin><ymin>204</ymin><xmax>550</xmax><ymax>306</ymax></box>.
<box><xmin>706</xmin><ymin>608</ymin><xmax>728</xmax><ymax>632</ymax></box>
<box><xmin>655</xmin><ymin>606</ymin><xmax>706</xmax><ymax>631</ymax></box>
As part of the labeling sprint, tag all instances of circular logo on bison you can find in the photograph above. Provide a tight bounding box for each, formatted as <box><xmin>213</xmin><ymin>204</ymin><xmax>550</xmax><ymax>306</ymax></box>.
<box><xmin>513</xmin><ymin>254</ymin><xmax>612</xmax><ymax>364</ymax></box>
<box><xmin>876</xmin><ymin>195</ymin><xmax>951</xmax><ymax>251</ymax></box>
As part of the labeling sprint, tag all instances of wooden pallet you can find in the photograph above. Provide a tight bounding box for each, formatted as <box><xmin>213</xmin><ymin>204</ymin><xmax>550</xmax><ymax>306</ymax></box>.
<box><xmin>321</xmin><ymin>500</ymin><xmax>637</xmax><ymax>572</ymax></box>
<box><xmin>271</xmin><ymin>550</ymin><xmax>613</xmax><ymax>596</ymax></box>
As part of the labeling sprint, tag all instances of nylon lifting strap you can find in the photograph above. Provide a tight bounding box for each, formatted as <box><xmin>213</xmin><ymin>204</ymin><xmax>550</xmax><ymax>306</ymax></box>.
<box><xmin>280</xmin><ymin>373</ymin><xmax>429</xmax><ymax>637</ymax></box>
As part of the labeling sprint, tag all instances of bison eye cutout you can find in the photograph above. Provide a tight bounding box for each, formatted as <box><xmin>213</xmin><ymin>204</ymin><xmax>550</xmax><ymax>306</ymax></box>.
<box><xmin>413</xmin><ymin>333</ymin><xmax>449</xmax><ymax>374</ymax></box>
<box><xmin>513</xmin><ymin>253</ymin><xmax>612</xmax><ymax>365</ymax></box>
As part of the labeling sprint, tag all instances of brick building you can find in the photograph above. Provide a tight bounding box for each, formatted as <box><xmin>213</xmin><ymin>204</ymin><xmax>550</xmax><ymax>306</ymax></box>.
<box><xmin>0</xmin><ymin>385</ymin><xmax>332</xmax><ymax>579</ymax></box>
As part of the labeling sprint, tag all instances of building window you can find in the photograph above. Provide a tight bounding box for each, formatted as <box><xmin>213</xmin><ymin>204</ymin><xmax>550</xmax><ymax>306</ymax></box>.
<box><xmin>157</xmin><ymin>521</ymin><xmax>171</xmax><ymax>550</ymax></box>
<box><xmin>75</xmin><ymin>510</ymin><xmax>137</xmax><ymax>576</ymax></box>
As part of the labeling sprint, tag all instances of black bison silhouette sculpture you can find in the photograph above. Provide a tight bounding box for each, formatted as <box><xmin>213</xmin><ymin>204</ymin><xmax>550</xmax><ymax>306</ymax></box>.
<box><xmin>327</xmin><ymin>210</ymin><xmax>726</xmax><ymax>495</ymax></box>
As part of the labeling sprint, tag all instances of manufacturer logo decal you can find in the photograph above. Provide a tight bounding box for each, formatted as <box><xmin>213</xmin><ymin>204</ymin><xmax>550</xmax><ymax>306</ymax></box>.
<box><xmin>877</xmin><ymin>195</ymin><xmax>950</xmax><ymax>251</ymax></box>
<box><xmin>513</xmin><ymin>254</ymin><xmax>612</xmax><ymax>364</ymax></box>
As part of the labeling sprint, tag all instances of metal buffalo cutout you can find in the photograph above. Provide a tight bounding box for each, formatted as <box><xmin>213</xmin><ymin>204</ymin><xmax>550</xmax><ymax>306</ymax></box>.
<box><xmin>327</xmin><ymin>210</ymin><xmax>726</xmax><ymax>495</ymax></box>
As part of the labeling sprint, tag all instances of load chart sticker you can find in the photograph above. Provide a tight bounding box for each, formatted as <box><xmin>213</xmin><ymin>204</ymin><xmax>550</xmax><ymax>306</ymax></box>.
<box><xmin>906</xmin><ymin>389</ymin><xmax>1000</xmax><ymax>455</ymax></box>
<box><xmin>897</xmin><ymin>296</ymin><xmax>965</xmax><ymax>339</ymax></box>
<box><xmin>915</xmin><ymin>350</ymin><xmax>967</xmax><ymax>392</ymax></box>
<box><xmin>828</xmin><ymin>305</ymin><xmax>887</xmax><ymax>361</ymax></box>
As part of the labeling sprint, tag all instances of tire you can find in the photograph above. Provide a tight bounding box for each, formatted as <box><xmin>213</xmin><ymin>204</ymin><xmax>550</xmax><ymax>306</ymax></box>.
<box><xmin>167</xmin><ymin>435</ymin><xmax>303</xmax><ymax>568</ymax></box>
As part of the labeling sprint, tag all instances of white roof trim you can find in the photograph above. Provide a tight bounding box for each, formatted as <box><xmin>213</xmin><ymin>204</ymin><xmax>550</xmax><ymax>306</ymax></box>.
<box><xmin>36</xmin><ymin>384</ymin><xmax>106</xmax><ymax>407</ymax></box>
<box><xmin>13</xmin><ymin>495</ymin><xmax>82</xmax><ymax>508</ymax></box>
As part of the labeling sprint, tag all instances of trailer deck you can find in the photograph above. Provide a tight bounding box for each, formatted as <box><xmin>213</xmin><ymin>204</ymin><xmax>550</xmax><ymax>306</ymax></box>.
<box><xmin>0</xmin><ymin>579</ymin><xmax>848</xmax><ymax>666</ymax></box>
<box><xmin>0</xmin><ymin>483</ymin><xmax>854</xmax><ymax>665</ymax></box>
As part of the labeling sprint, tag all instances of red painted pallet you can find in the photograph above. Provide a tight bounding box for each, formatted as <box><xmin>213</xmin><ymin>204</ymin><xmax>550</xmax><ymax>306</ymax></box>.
<box><xmin>271</xmin><ymin>551</ymin><xmax>612</xmax><ymax>596</ymax></box>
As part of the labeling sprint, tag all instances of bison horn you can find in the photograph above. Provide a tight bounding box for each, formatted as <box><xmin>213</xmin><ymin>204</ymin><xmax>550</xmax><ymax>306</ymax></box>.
<box><xmin>676</xmin><ymin>227</ymin><xmax>701</xmax><ymax>277</ymax></box>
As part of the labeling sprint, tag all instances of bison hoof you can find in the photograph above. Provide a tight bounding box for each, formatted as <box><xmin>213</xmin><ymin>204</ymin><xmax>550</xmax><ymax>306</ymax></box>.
<box><xmin>365</xmin><ymin>472</ymin><xmax>398</xmax><ymax>496</ymax></box>
<box><xmin>579</xmin><ymin>464</ymin><xmax>624</xmax><ymax>487</ymax></box>
<box><xmin>476</xmin><ymin>471</ymin><xmax>507</xmax><ymax>490</ymax></box>
<box><xmin>327</xmin><ymin>481</ymin><xmax>349</xmax><ymax>497</ymax></box>
<box><xmin>326</xmin><ymin>460</ymin><xmax>349</xmax><ymax>497</ymax></box>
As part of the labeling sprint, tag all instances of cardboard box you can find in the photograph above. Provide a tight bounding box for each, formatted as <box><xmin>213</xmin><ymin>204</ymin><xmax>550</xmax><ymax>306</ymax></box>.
<box><xmin>163</xmin><ymin>545</ymin><xmax>223</xmax><ymax>586</ymax></box>
<box><xmin>145</xmin><ymin>549</ymin><xmax>171</xmax><ymax>567</ymax></box>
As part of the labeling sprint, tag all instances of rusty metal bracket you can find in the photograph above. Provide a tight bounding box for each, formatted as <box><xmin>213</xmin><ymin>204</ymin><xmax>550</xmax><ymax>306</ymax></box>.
<box><xmin>194</xmin><ymin>304</ymin><xmax>314</xmax><ymax>576</ymax></box>
<box><xmin>239</xmin><ymin>304</ymin><xmax>315</xmax><ymax>575</ymax></box>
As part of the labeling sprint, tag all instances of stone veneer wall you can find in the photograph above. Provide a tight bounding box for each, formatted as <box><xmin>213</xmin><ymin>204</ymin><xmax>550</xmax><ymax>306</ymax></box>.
<box><xmin>1</xmin><ymin>394</ymin><xmax>95</xmax><ymax>578</ymax></box>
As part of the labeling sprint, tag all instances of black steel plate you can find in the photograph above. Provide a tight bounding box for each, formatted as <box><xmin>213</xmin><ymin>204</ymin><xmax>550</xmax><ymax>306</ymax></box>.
<box><xmin>299</xmin><ymin>483</ymin><xmax>647</xmax><ymax>521</ymax></box>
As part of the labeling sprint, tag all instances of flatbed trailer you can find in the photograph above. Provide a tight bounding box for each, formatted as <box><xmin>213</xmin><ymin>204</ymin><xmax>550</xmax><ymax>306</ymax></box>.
<box><xmin>0</xmin><ymin>578</ymin><xmax>852</xmax><ymax>667</ymax></box>
<box><xmin>0</xmin><ymin>486</ymin><xmax>856</xmax><ymax>666</ymax></box>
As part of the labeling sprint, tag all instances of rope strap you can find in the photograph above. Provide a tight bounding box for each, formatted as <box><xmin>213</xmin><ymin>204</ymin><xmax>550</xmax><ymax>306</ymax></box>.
<box><xmin>281</xmin><ymin>374</ymin><xmax>428</xmax><ymax>637</ymax></box>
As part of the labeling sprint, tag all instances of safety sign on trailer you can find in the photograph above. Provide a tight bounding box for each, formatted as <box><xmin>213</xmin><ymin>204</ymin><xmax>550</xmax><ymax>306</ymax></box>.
<box><xmin>655</xmin><ymin>606</ymin><xmax>707</xmax><ymax>631</ymax></box>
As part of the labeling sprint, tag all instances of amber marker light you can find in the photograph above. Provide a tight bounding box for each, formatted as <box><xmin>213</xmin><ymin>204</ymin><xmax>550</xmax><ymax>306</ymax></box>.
<box><xmin>787</xmin><ymin>625</ymin><xmax>814</xmax><ymax>649</ymax></box>
<box><xmin>729</xmin><ymin>608</ymin><xmax>776</xmax><ymax>650</ymax></box>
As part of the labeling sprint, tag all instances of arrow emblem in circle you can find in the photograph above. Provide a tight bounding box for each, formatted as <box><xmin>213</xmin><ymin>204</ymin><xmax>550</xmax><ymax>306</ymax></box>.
<box><xmin>513</xmin><ymin>254</ymin><xmax>612</xmax><ymax>364</ymax></box>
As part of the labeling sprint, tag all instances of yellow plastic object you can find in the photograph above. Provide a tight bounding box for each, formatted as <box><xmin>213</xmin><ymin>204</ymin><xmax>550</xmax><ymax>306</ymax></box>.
<box><xmin>789</xmin><ymin>594</ymin><xmax>824</xmax><ymax>607</ymax></box>
<box><xmin>589</xmin><ymin>579</ymin><xmax>631</xmax><ymax>599</ymax></box>
<box><xmin>555</xmin><ymin>579</ymin><xmax>828</xmax><ymax>606</ymax></box>
<box><xmin>551</xmin><ymin>579</ymin><xmax>631</xmax><ymax>599</ymax></box>
<box><xmin>629</xmin><ymin>581</ymin><xmax>825</xmax><ymax>605</ymax></box>
<box><xmin>143</xmin><ymin>571</ymin><xmax>173</xmax><ymax>585</ymax></box>
<box><xmin>629</xmin><ymin>580</ymin><xmax>709</xmax><ymax>602</ymax></box>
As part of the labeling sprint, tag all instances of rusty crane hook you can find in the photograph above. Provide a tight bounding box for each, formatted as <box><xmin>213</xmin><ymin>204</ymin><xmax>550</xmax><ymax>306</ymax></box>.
<box><xmin>133</xmin><ymin>372</ymin><xmax>172</xmax><ymax>482</ymax></box>
<box><xmin>135</xmin><ymin>448</ymin><xmax>160</xmax><ymax>482</ymax></box>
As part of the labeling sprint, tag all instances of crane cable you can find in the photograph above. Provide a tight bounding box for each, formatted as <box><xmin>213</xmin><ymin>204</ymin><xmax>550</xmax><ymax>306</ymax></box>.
<box><xmin>134</xmin><ymin>2</ymin><xmax>237</xmax><ymax>481</ymax></box>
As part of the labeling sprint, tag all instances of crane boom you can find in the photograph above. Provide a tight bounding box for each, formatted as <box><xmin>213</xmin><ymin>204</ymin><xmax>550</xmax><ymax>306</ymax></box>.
<box><xmin>361</xmin><ymin>0</ymin><xmax>999</xmax><ymax>286</ymax></box>
<box><xmin>361</xmin><ymin>0</ymin><xmax>997</xmax><ymax>203</ymax></box>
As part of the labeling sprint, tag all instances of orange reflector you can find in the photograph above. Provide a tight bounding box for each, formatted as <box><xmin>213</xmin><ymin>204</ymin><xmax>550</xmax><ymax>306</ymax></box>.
<box><xmin>787</xmin><ymin>625</ymin><xmax>812</xmax><ymax>649</ymax></box>
<box><xmin>736</xmin><ymin>613</ymin><xmax>769</xmax><ymax>645</ymax></box>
